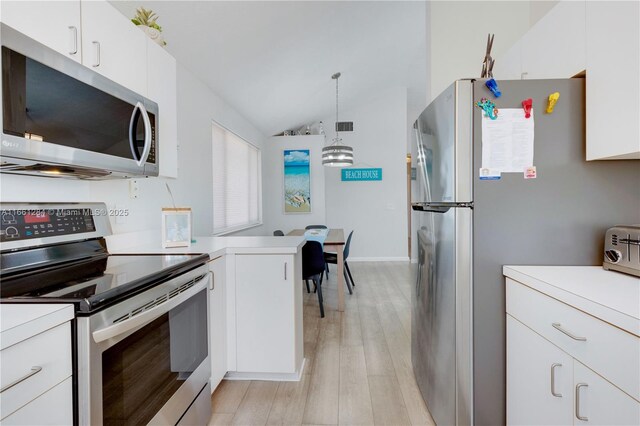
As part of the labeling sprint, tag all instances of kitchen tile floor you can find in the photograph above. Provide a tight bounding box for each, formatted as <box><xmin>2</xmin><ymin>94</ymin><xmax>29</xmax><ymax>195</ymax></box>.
<box><xmin>209</xmin><ymin>262</ymin><xmax>435</xmax><ymax>426</ymax></box>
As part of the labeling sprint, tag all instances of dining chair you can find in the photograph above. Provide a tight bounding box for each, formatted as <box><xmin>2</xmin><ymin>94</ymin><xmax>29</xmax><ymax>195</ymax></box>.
<box><xmin>324</xmin><ymin>230</ymin><xmax>355</xmax><ymax>294</ymax></box>
<box><xmin>302</xmin><ymin>241</ymin><xmax>326</xmax><ymax>318</ymax></box>
<box><xmin>305</xmin><ymin>225</ymin><xmax>329</xmax><ymax>278</ymax></box>
<box><xmin>305</xmin><ymin>225</ymin><xmax>328</xmax><ymax>230</ymax></box>
<box><xmin>273</xmin><ymin>230</ymin><xmax>284</xmax><ymax>236</ymax></box>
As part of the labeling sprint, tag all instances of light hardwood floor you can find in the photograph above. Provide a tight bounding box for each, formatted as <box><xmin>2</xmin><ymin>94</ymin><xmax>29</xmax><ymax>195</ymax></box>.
<box><xmin>210</xmin><ymin>262</ymin><xmax>435</xmax><ymax>426</ymax></box>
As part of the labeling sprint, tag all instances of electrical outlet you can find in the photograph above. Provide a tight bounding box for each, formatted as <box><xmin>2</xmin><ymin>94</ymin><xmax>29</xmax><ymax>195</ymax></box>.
<box><xmin>114</xmin><ymin>204</ymin><xmax>126</xmax><ymax>225</ymax></box>
<box><xmin>129</xmin><ymin>180</ymin><xmax>139</xmax><ymax>199</ymax></box>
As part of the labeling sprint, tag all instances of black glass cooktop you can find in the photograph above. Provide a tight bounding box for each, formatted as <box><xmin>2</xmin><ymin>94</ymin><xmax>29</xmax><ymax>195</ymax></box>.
<box><xmin>0</xmin><ymin>251</ymin><xmax>209</xmax><ymax>314</ymax></box>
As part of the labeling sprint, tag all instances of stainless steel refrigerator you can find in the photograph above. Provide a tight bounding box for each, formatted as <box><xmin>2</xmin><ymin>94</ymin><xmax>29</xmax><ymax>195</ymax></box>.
<box><xmin>411</xmin><ymin>78</ymin><xmax>640</xmax><ymax>426</ymax></box>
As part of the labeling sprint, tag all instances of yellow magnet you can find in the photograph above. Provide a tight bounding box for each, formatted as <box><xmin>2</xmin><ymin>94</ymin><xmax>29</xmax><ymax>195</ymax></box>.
<box><xmin>546</xmin><ymin>92</ymin><xmax>560</xmax><ymax>114</ymax></box>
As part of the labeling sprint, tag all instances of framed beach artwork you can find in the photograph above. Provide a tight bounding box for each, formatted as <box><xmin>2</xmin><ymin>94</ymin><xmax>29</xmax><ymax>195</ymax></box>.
<box><xmin>283</xmin><ymin>149</ymin><xmax>311</xmax><ymax>213</ymax></box>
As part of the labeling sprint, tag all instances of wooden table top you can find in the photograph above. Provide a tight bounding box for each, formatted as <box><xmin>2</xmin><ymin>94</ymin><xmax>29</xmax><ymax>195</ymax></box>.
<box><xmin>287</xmin><ymin>229</ymin><xmax>345</xmax><ymax>246</ymax></box>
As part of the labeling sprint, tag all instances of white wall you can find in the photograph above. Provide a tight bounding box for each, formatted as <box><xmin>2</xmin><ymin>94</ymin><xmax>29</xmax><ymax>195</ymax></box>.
<box><xmin>1</xmin><ymin>64</ymin><xmax>267</xmax><ymax>240</ymax></box>
<box><xmin>428</xmin><ymin>1</ymin><xmax>531</xmax><ymax>101</ymax></box>
<box><xmin>0</xmin><ymin>174</ymin><xmax>91</xmax><ymax>202</ymax></box>
<box><xmin>89</xmin><ymin>64</ymin><xmax>266</xmax><ymax>237</ymax></box>
<box><xmin>263</xmin><ymin>135</ymin><xmax>326</xmax><ymax>235</ymax></box>
<box><xmin>323</xmin><ymin>86</ymin><xmax>409</xmax><ymax>261</ymax></box>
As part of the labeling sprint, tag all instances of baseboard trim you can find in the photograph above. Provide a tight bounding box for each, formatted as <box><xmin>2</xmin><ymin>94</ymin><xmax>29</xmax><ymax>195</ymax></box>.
<box><xmin>224</xmin><ymin>358</ymin><xmax>305</xmax><ymax>382</ymax></box>
<box><xmin>347</xmin><ymin>257</ymin><xmax>410</xmax><ymax>262</ymax></box>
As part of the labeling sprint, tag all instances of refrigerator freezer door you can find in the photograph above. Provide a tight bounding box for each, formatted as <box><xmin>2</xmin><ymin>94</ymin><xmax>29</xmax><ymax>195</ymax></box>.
<box><xmin>412</xmin><ymin>210</ymin><xmax>456</xmax><ymax>426</ymax></box>
<box><xmin>414</xmin><ymin>80</ymin><xmax>473</xmax><ymax>204</ymax></box>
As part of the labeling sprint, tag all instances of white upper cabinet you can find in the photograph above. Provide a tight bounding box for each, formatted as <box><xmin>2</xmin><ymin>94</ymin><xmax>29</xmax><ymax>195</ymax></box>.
<box><xmin>586</xmin><ymin>1</ymin><xmax>640</xmax><ymax>160</ymax></box>
<box><xmin>80</xmin><ymin>0</ymin><xmax>147</xmax><ymax>96</ymax></box>
<box><xmin>521</xmin><ymin>1</ymin><xmax>586</xmax><ymax>80</ymax></box>
<box><xmin>0</xmin><ymin>1</ymin><xmax>82</xmax><ymax>63</ymax></box>
<box><xmin>147</xmin><ymin>39</ymin><xmax>178</xmax><ymax>178</ymax></box>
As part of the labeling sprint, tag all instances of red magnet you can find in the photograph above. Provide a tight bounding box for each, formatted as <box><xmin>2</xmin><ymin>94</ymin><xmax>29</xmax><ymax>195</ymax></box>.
<box><xmin>522</xmin><ymin>98</ymin><xmax>533</xmax><ymax>118</ymax></box>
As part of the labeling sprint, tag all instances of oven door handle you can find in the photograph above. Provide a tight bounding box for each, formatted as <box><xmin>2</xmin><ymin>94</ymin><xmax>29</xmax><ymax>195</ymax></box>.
<box><xmin>92</xmin><ymin>276</ymin><xmax>208</xmax><ymax>344</ymax></box>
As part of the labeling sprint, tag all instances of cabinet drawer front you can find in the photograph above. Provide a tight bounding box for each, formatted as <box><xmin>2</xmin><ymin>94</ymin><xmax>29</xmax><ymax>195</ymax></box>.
<box><xmin>507</xmin><ymin>279</ymin><xmax>640</xmax><ymax>401</ymax></box>
<box><xmin>1</xmin><ymin>377</ymin><xmax>72</xmax><ymax>425</ymax></box>
<box><xmin>0</xmin><ymin>323</ymin><xmax>72</xmax><ymax>420</ymax></box>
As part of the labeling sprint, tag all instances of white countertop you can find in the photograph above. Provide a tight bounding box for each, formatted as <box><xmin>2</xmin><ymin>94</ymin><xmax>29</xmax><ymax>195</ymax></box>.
<box><xmin>108</xmin><ymin>235</ymin><xmax>306</xmax><ymax>257</ymax></box>
<box><xmin>0</xmin><ymin>304</ymin><xmax>74</xmax><ymax>349</ymax></box>
<box><xmin>503</xmin><ymin>265</ymin><xmax>640</xmax><ymax>336</ymax></box>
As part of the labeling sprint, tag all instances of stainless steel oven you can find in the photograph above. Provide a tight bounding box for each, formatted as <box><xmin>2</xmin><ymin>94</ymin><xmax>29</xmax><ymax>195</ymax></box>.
<box><xmin>0</xmin><ymin>203</ymin><xmax>211</xmax><ymax>425</ymax></box>
<box><xmin>0</xmin><ymin>23</ymin><xmax>158</xmax><ymax>179</ymax></box>
<box><xmin>77</xmin><ymin>265</ymin><xmax>211</xmax><ymax>425</ymax></box>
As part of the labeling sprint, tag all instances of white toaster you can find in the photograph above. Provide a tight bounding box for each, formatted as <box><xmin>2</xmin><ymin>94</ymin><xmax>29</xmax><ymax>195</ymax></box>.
<box><xmin>603</xmin><ymin>225</ymin><xmax>640</xmax><ymax>277</ymax></box>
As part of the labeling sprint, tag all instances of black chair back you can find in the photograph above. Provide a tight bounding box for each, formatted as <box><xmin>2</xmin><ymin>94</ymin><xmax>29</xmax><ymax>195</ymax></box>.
<box><xmin>305</xmin><ymin>225</ymin><xmax>328</xmax><ymax>230</ymax></box>
<box><xmin>302</xmin><ymin>241</ymin><xmax>325</xmax><ymax>279</ymax></box>
<box><xmin>273</xmin><ymin>230</ymin><xmax>284</xmax><ymax>236</ymax></box>
<box><xmin>343</xmin><ymin>230</ymin><xmax>354</xmax><ymax>260</ymax></box>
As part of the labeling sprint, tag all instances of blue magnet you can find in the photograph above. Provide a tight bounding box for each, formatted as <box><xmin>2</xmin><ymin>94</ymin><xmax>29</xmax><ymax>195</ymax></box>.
<box><xmin>485</xmin><ymin>78</ymin><xmax>502</xmax><ymax>98</ymax></box>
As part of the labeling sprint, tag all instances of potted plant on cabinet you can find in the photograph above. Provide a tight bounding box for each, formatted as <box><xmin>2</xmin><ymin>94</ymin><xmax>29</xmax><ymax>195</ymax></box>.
<box><xmin>131</xmin><ymin>7</ymin><xmax>167</xmax><ymax>46</ymax></box>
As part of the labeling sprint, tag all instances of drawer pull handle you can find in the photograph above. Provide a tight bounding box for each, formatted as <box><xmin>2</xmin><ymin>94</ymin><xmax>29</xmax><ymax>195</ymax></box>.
<box><xmin>92</xmin><ymin>41</ymin><xmax>101</xmax><ymax>67</ymax></box>
<box><xmin>68</xmin><ymin>26</ymin><xmax>78</xmax><ymax>54</ymax></box>
<box><xmin>552</xmin><ymin>323</ymin><xmax>587</xmax><ymax>341</ymax></box>
<box><xmin>0</xmin><ymin>366</ymin><xmax>42</xmax><ymax>393</ymax></box>
<box><xmin>575</xmin><ymin>383</ymin><xmax>589</xmax><ymax>421</ymax></box>
<box><xmin>551</xmin><ymin>363</ymin><xmax>562</xmax><ymax>397</ymax></box>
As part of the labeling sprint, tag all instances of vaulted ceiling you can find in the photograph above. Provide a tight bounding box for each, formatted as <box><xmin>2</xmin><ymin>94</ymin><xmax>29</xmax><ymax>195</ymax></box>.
<box><xmin>111</xmin><ymin>1</ymin><xmax>427</xmax><ymax>137</ymax></box>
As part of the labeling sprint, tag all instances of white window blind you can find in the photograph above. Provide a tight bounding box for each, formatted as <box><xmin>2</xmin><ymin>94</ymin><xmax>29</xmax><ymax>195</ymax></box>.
<box><xmin>212</xmin><ymin>123</ymin><xmax>261</xmax><ymax>234</ymax></box>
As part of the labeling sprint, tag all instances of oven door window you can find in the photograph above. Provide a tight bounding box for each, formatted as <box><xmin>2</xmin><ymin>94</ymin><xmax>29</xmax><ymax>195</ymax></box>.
<box><xmin>101</xmin><ymin>289</ymin><xmax>207</xmax><ymax>425</ymax></box>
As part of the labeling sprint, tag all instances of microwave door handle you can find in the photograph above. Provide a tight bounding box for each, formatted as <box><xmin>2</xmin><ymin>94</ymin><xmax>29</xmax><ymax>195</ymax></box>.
<box><xmin>138</xmin><ymin>102</ymin><xmax>153</xmax><ymax>166</ymax></box>
<box><xmin>128</xmin><ymin>102</ymin><xmax>152</xmax><ymax>167</ymax></box>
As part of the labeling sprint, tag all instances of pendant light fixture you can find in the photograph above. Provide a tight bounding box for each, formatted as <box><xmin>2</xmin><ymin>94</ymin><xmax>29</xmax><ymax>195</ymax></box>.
<box><xmin>322</xmin><ymin>72</ymin><xmax>353</xmax><ymax>167</ymax></box>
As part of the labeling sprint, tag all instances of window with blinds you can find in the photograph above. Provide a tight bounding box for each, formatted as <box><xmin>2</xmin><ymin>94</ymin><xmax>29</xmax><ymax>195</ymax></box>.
<box><xmin>212</xmin><ymin>123</ymin><xmax>261</xmax><ymax>235</ymax></box>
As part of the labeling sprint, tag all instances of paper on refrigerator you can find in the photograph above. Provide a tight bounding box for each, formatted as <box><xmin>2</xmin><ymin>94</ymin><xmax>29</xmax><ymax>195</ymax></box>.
<box><xmin>481</xmin><ymin>108</ymin><xmax>534</xmax><ymax>174</ymax></box>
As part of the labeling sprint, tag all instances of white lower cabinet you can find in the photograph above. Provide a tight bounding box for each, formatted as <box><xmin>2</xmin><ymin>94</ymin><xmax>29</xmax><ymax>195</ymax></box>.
<box><xmin>507</xmin><ymin>315</ymin><xmax>573</xmax><ymax>425</ymax></box>
<box><xmin>208</xmin><ymin>255</ymin><xmax>227</xmax><ymax>392</ymax></box>
<box><xmin>507</xmin><ymin>279</ymin><xmax>640</xmax><ymax>425</ymax></box>
<box><xmin>0</xmin><ymin>305</ymin><xmax>73</xmax><ymax>425</ymax></box>
<box><xmin>1</xmin><ymin>377</ymin><xmax>72</xmax><ymax>426</ymax></box>
<box><xmin>235</xmin><ymin>253</ymin><xmax>302</xmax><ymax>375</ymax></box>
<box><xmin>573</xmin><ymin>361</ymin><xmax>640</xmax><ymax>425</ymax></box>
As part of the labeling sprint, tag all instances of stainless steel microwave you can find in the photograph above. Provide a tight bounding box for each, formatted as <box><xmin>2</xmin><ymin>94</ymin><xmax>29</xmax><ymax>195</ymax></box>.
<box><xmin>0</xmin><ymin>23</ymin><xmax>159</xmax><ymax>179</ymax></box>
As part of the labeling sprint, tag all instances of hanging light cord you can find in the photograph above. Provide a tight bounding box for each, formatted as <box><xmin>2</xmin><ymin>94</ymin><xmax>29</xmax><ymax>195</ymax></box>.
<box><xmin>332</xmin><ymin>72</ymin><xmax>341</xmax><ymax>145</ymax></box>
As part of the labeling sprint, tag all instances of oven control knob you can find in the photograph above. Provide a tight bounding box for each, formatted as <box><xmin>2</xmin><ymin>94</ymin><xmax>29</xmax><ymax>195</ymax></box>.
<box><xmin>605</xmin><ymin>249</ymin><xmax>622</xmax><ymax>264</ymax></box>
<box><xmin>5</xmin><ymin>226</ymin><xmax>19</xmax><ymax>238</ymax></box>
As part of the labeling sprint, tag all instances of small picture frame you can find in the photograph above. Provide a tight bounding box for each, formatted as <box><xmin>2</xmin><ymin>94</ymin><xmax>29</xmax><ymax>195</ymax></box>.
<box><xmin>162</xmin><ymin>207</ymin><xmax>192</xmax><ymax>248</ymax></box>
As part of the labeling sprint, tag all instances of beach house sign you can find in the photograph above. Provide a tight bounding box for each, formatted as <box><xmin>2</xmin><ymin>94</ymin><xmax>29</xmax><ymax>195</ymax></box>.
<box><xmin>341</xmin><ymin>168</ymin><xmax>383</xmax><ymax>182</ymax></box>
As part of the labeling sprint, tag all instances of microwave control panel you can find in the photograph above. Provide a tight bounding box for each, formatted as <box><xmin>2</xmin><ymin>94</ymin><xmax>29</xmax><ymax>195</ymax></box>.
<box><xmin>0</xmin><ymin>208</ymin><xmax>96</xmax><ymax>242</ymax></box>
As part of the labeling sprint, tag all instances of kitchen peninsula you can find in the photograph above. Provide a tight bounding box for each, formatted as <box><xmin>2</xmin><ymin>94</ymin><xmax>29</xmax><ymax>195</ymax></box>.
<box><xmin>108</xmin><ymin>234</ymin><xmax>306</xmax><ymax>392</ymax></box>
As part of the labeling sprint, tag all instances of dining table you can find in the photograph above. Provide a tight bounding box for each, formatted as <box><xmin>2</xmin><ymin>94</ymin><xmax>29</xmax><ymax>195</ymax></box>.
<box><xmin>287</xmin><ymin>229</ymin><xmax>347</xmax><ymax>312</ymax></box>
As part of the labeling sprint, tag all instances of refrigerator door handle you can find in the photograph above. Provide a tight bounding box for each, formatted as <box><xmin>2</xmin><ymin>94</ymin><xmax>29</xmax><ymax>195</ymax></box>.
<box><xmin>412</xmin><ymin>202</ymin><xmax>474</xmax><ymax>213</ymax></box>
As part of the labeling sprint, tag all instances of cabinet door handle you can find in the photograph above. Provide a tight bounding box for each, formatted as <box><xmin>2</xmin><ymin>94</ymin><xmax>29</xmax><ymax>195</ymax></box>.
<box><xmin>0</xmin><ymin>366</ymin><xmax>42</xmax><ymax>393</ymax></box>
<box><xmin>550</xmin><ymin>363</ymin><xmax>562</xmax><ymax>397</ymax></box>
<box><xmin>575</xmin><ymin>383</ymin><xmax>589</xmax><ymax>421</ymax></box>
<box><xmin>68</xmin><ymin>26</ymin><xmax>78</xmax><ymax>54</ymax></box>
<box><xmin>552</xmin><ymin>323</ymin><xmax>587</xmax><ymax>341</ymax></box>
<box><xmin>92</xmin><ymin>41</ymin><xmax>101</xmax><ymax>67</ymax></box>
<box><xmin>284</xmin><ymin>262</ymin><xmax>287</xmax><ymax>280</ymax></box>
<box><xmin>208</xmin><ymin>271</ymin><xmax>214</xmax><ymax>290</ymax></box>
